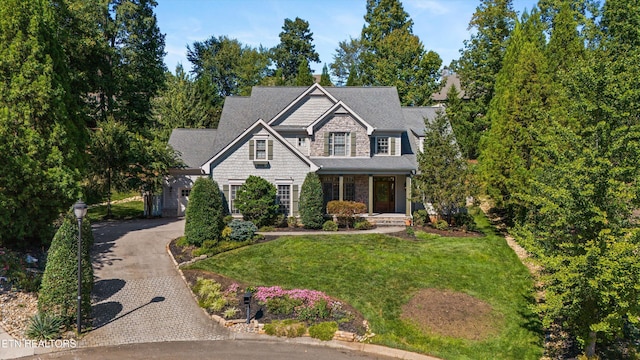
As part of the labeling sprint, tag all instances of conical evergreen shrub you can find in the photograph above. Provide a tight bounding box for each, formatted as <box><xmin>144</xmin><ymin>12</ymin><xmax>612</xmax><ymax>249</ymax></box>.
<box><xmin>299</xmin><ymin>172</ymin><xmax>324</xmax><ymax>229</ymax></box>
<box><xmin>38</xmin><ymin>214</ymin><xmax>94</xmax><ymax>327</ymax></box>
<box><xmin>184</xmin><ymin>177</ymin><xmax>225</xmax><ymax>246</ymax></box>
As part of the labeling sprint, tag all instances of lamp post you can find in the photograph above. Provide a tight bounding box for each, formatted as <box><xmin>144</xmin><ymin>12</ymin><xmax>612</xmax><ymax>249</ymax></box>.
<box><xmin>243</xmin><ymin>290</ymin><xmax>252</xmax><ymax>324</ymax></box>
<box><xmin>73</xmin><ymin>200</ymin><xmax>88</xmax><ymax>335</ymax></box>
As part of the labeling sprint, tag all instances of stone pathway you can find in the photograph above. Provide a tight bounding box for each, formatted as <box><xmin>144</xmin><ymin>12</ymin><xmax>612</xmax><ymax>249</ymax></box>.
<box><xmin>80</xmin><ymin>218</ymin><xmax>226</xmax><ymax>347</ymax></box>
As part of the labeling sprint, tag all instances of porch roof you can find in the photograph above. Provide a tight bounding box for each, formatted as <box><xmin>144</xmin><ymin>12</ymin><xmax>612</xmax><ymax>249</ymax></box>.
<box><xmin>312</xmin><ymin>155</ymin><xmax>416</xmax><ymax>174</ymax></box>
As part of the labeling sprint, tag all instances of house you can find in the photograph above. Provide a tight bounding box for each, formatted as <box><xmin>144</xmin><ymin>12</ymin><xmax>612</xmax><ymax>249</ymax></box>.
<box><xmin>163</xmin><ymin>83</ymin><xmax>441</xmax><ymax>223</ymax></box>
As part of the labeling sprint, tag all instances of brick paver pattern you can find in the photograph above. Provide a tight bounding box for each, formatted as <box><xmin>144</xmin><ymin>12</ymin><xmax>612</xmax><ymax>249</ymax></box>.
<box><xmin>80</xmin><ymin>219</ymin><xmax>226</xmax><ymax>348</ymax></box>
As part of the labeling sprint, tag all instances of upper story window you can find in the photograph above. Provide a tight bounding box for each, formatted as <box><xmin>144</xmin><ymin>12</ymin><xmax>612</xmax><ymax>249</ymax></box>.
<box><xmin>255</xmin><ymin>139</ymin><xmax>267</xmax><ymax>159</ymax></box>
<box><xmin>297</xmin><ymin>137</ymin><xmax>306</xmax><ymax>147</ymax></box>
<box><xmin>375</xmin><ymin>137</ymin><xmax>389</xmax><ymax>154</ymax></box>
<box><xmin>249</xmin><ymin>138</ymin><xmax>272</xmax><ymax>162</ymax></box>
<box><xmin>329</xmin><ymin>132</ymin><xmax>348</xmax><ymax>156</ymax></box>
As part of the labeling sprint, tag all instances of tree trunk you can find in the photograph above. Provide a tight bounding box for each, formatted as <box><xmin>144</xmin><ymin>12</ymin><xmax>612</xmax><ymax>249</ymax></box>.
<box><xmin>585</xmin><ymin>330</ymin><xmax>597</xmax><ymax>358</ymax></box>
<box><xmin>144</xmin><ymin>190</ymin><xmax>153</xmax><ymax>218</ymax></box>
<box><xmin>106</xmin><ymin>170</ymin><xmax>112</xmax><ymax>218</ymax></box>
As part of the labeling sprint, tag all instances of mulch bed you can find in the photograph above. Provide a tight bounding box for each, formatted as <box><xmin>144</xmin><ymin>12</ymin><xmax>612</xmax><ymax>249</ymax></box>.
<box><xmin>181</xmin><ymin>269</ymin><xmax>367</xmax><ymax>335</ymax></box>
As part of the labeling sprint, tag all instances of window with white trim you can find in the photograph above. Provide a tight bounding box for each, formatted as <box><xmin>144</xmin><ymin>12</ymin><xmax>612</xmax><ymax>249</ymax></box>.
<box><xmin>329</xmin><ymin>132</ymin><xmax>348</xmax><ymax>156</ymax></box>
<box><xmin>230</xmin><ymin>184</ymin><xmax>241</xmax><ymax>214</ymax></box>
<box><xmin>277</xmin><ymin>184</ymin><xmax>291</xmax><ymax>216</ymax></box>
<box><xmin>255</xmin><ymin>139</ymin><xmax>267</xmax><ymax>160</ymax></box>
<box><xmin>180</xmin><ymin>189</ymin><xmax>191</xmax><ymax>197</ymax></box>
<box><xmin>375</xmin><ymin>137</ymin><xmax>389</xmax><ymax>154</ymax></box>
<box><xmin>297</xmin><ymin>137</ymin><xmax>306</xmax><ymax>147</ymax></box>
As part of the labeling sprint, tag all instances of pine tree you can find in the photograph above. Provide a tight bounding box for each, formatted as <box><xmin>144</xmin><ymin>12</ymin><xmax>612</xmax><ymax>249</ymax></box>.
<box><xmin>330</xmin><ymin>37</ymin><xmax>363</xmax><ymax>86</ymax></box>
<box><xmin>452</xmin><ymin>0</ymin><xmax>516</xmax><ymax>159</ymax></box>
<box><xmin>294</xmin><ymin>59</ymin><xmax>315</xmax><ymax>86</ymax></box>
<box><xmin>319</xmin><ymin>64</ymin><xmax>333</xmax><ymax>86</ymax></box>
<box><xmin>273</xmin><ymin>17</ymin><xmax>320</xmax><ymax>83</ymax></box>
<box><xmin>478</xmin><ymin>8</ymin><xmax>552</xmax><ymax>219</ymax></box>
<box><xmin>359</xmin><ymin>0</ymin><xmax>441</xmax><ymax>105</ymax></box>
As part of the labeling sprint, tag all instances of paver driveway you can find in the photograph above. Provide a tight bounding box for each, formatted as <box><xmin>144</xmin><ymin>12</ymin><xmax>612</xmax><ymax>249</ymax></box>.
<box><xmin>80</xmin><ymin>218</ymin><xmax>226</xmax><ymax>347</ymax></box>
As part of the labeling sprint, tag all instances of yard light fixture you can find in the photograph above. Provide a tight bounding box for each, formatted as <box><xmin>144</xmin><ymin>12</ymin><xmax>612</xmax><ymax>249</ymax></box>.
<box><xmin>73</xmin><ymin>199</ymin><xmax>88</xmax><ymax>335</ymax></box>
<box><xmin>244</xmin><ymin>290</ymin><xmax>252</xmax><ymax>324</ymax></box>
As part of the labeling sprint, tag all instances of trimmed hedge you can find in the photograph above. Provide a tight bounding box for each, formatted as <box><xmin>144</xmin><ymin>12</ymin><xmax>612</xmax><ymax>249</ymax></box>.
<box><xmin>185</xmin><ymin>177</ymin><xmax>225</xmax><ymax>246</ymax></box>
<box><xmin>38</xmin><ymin>214</ymin><xmax>94</xmax><ymax>327</ymax></box>
<box><xmin>326</xmin><ymin>200</ymin><xmax>367</xmax><ymax>228</ymax></box>
<box><xmin>299</xmin><ymin>172</ymin><xmax>324</xmax><ymax>229</ymax></box>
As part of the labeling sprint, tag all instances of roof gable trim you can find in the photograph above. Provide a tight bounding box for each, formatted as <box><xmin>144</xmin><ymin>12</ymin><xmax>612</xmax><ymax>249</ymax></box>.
<box><xmin>306</xmin><ymin>101</ymin><xmax>375</xmax><ymax>136</ymax></box>
<box><xmin>268</xmin><ymin>83</ymin><xmax>338</xmax><ymax>125</ymax></box>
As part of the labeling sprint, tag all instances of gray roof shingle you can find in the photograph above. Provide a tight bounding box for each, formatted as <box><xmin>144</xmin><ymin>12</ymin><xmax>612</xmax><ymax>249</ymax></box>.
<box><xmin>168</xmin><ymin>128</ymin><xmax>218</xmax><ymax>168</ymax></box>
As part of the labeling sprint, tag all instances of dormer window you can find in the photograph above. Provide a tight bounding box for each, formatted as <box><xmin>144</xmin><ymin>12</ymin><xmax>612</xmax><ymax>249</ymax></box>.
<box><xmin>376</xmin><ymin>137</ymin><xmax>389</xmax><ymax>154</ymax></box>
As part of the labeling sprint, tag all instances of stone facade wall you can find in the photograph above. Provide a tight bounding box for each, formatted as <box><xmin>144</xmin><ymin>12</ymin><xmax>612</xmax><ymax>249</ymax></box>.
<box><xmin>310</xmin><ymin>115</ymin><xmax>370</xmax><ymax>157</ymax></box>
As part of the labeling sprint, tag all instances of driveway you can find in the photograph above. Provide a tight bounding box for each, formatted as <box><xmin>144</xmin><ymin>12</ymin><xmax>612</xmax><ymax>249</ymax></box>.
<box><xmin>81</xmin><ymin>218</ymin><xmax>226</xmax><ymax>347</ymax></box>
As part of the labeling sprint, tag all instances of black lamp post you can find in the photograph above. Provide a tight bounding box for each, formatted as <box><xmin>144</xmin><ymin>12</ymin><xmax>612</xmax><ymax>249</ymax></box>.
<box><xmin>243</xmin><ymin>290</ymin><xmax>252</xmax><ymax>324</ymax></box>
<box><xmin>73</xmin><ymin>200</ymin><xmax>88</xmax><ymax>335</ymax></box>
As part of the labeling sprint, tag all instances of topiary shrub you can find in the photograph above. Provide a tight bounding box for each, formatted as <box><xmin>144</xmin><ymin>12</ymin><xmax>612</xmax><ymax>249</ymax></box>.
<box><xmin>38</xmin><ymin>214</ymin><xmax>94</xmax><ymax>327</ymax></box>
<box><xmin>308</xmin><ymin>321</ymin><xmax>338</xmax><ymax>341</ymax></box>
<box><xmin>299</xmin><ymin>172</ymin><xmax>324</xmax><ymax>229</ymax></box>
<box><xmin>235</xmin><ymin>175</ymin><xmax>278</xmax><ymax>228</ymax></box>
<box><xmin>227</xmin><ymin>220</ymin><xmax>258</xmax><ymax>242</ymax></box>
<box><xmin>185</xmin><ymin>177</ymin><xmax>225</xmax><ymax>247</ymax></box>
<box><xmin>413</xmin><ymin>209</ymin><xmax>429</xmax><ymax>226</ymax></box>
<box><xmin>322</xmin><ymin>220</ymin><xmax>338</xmax><ymax>231</ymax></box>
<box><xmin>327</xmin><ymin>201</ymin><xmax>367</xmax><ymax>228</ymax></box>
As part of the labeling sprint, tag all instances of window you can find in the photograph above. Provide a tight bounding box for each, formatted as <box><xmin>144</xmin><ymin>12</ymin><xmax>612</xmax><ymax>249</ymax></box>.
<box><xmin>344</xmin><ymin>177</ymin><xmax>355</xmax><ymax>201</ymax></box>
<box><xmin>230</xmin><ymin>185</ymin><xmax>241</xmax><ymax>214</ymax></box>
<box><xmin>180</xmin><ymin>189</ymin><xmax>191</xmax><ymax>197</ymax></box>
<box><xmin>329</xmin><ymin>132</ymin><xmax>348</xmax><ymax>156</ymax></box>
<box><xmin>376</xmin><ymin>137</ymin><xmax>389</xmax><ymax>154</ymax></box>
<box><xmin>277</xmin><ymin>185</ymin><xmax>291</xmax><ymax>216</ymax></box>
<box><xmin>255</xmin><ymin>139</ymin><xmax>267</xmax><ymax>160</ymax></box>
<box><xmin>297</xmin><ymin>137</ymin><xmax>306</xmax><ymax>147</ymax></box>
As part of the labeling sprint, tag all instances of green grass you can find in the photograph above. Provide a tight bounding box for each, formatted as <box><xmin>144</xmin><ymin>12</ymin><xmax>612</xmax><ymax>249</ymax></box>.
<box><xmin>188</xmin><ymin>209</ymin><xmax>543</xmax><ymax>360</ymax></box>
<box><xmin>86</xmin><ymin>200</ymin><xmax>143</xmax><ymax>222</ymax></box>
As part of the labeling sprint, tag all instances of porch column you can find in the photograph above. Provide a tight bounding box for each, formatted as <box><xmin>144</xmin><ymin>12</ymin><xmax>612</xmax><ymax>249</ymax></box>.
<box><xmin>339</xmin><ymin>175</ymin><xmax>344</xmax><ymax>201</ymax></box>
<box><xmin>405</xmin><ymin>176</ymin><xmax>412</xmax><ymax>216</ymax></box>
<box><xmin>368</xmin><ymin>175</ymin><xmax>373</xmax><ymax>215</ymax></box>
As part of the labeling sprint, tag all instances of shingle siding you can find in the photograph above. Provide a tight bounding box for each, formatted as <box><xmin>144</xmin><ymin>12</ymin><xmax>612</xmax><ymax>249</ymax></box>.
<box><xmin>276</xmin><ymin>95</ymin><xmax>334</xmax><ymax>126</ymax></box>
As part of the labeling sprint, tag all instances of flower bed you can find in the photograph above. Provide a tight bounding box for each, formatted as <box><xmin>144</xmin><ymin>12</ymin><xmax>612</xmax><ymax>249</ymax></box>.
<box><xmin>181</xmin><ymin>269</ymin><xmax>368</xmax><ymax>337</ymax></box>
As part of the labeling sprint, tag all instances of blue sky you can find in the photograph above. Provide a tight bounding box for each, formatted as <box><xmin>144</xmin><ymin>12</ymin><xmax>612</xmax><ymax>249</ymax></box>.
<box><xmin>155</xmin><ymin>0</ymin><xmax>538</xmax><ymax>75</ymax></box>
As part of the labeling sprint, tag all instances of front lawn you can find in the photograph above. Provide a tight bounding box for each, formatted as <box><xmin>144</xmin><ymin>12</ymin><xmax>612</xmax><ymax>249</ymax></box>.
<box><xmin>86</xmin><ymin>200</ymin><xmax>143</xmax><ymax>222</ymax></box>
<box><xmin>188</xmin><ymin>210</ymin><xmax>543</xmax><ymax>360</ymax></box>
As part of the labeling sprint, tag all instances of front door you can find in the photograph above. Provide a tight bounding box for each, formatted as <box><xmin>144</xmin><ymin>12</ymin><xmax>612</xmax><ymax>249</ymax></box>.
<box><xmin>374</xmin><ymin>177</ymin><xmax>395</xmax><ymax>213</ymax></box>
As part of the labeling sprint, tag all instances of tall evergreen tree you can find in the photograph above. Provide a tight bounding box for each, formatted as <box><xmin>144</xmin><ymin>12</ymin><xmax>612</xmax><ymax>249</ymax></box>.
<box><xmin>319</xmin><ymin>64</ymin><xmax>333</xmax><ymax>86</ymax></box>
<box><xmin>294</xmin><ymin>59</ymin><xmax>315</xmax><ymax>86</ymax></box>
<box><xmin>273</xmin><ymin>17</ymin><xmax>320</xmax><ymax>83</ymax></box>
<box><xmin>478</xmin><ymin>8</ymin><xmax>552</xmax><ymax>218</ymax></box>
<box><xmin>359</xmin><ymin>0</ymin><xmax>441</xmax><ymax>105</ymax></box>
<box><xmin>452</xmin><ymin>0</ymin><xmax>516</xmax><ymax>159</ymax></box>
<box><xmin>0</xmin><ymin>0</ymin><xmax>86</xmax><ymax>247</ymax></box>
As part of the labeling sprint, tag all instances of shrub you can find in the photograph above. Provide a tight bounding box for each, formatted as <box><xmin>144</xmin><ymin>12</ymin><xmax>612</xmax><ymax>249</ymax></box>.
<box><xmin>223</xmin><ymin>215</ymin><xmax>234</xmax><ymax>225</ymax></box>
<box><xmin>221</xmin><ymin>226</ymin><xmax>232</xmax><ymax>240</ymax></box>
<box><xmin>413</xmin><ymin>209</ymin><xmax>429</xmax><ymax>226</ymax></box>
<box><xmin>223</xmin><ymin>307</ymin><xmax>239</xmax><ymax>319</ymax></box>
<box><xmin>193</xmin><ymin>278</ymin><xmax>233</xmax><ymax>312</ymax></box>
<box><xmin>453</xmin><ymin>211</ymin><xmax>476</xmax><ymax>231</ymax></box>
<box><xmin>354</xmin><ymin>219</ymin><xmax>374</xmax><ymax>230</ymax></box>
<box><xmin>38</xmin><ymin>214</ymin><xmax>93</xmax><ymax>327</ymax></box>
<box><xmin>296</xmin><ymin>299</ymin><xmax>330</xmax><ymax>322</ymax></box>
<box><xmin>433</xmin><ymin>219</ymin><xmax>449</xmax><ymax>230</ymax></box>
<box><xmin>322</xmin><ymin>220</ymin><xmax>338</xmax><ymax>231</ymax></box>
<box><xmin>227</xmin><ymin>220</ymin><xmax>258</xmax><ymax>242</ymax></box>
<box><xmin>287</xmin><ymin>216</ymin><xmax>298</xmax><ymax>228</ymax></box>
<box><xmin>274</xmin><ymin>214</ymin><xmax>287</xmax><ymax>228</ymax></box>
<box><xmin>185</xmin><ymin>177</ymin><xmax>225</xmax><ymax>247</ymax></box>
<box><xmin>26</xmin><ymin>313</ymin><xmax>62</xmax><ymax>340</ymax></box>
<box><xmin>235</xmin><ymin>176</ymin><xmax>279</xmax><ymax>228</ymax></box>
<box><xmin>175</xmin><ymin>236</ymin><xmax>189</xmax><ymax>247</ymax></box>
<box><xmin>406</xmin><ymin>227</ymin><xmax>415</xmax><ymax>237</ymax></box>
<box><xmin>308</xmin><ymin>321</ymin><xmax>338</xmax><ymax>341</ymax></box>
<box><xmin>263</xmin><ymin>319</ymin><xmax>307</xmax><ymax>338</ymax></box>
<box><xmin>326</xmin><ymin>201</ymin><xmax>367</xmax><ymax>228</ymax></box>
<box><xmin>299</xmin><ymin>173</ymin><xmax>324</xmax><ymax>229</ymax></box>
<box><xmin>265</xmin><ymin>296</ymin><xmax>303</xmax><ymax>315</ymax></box>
